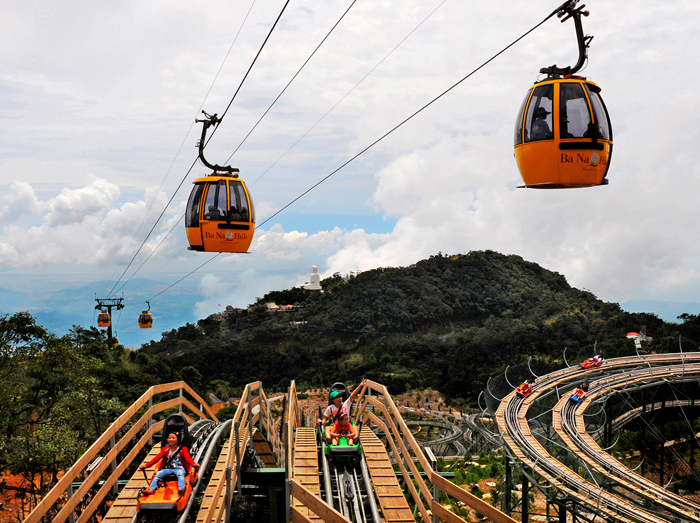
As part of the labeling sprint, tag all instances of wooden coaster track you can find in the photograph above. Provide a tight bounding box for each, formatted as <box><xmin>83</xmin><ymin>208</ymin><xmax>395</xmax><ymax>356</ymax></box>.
<box><xmin>496</xmin><ymin>353</ymin><xmax>700</xmax><ymax>522</ymax></box>
<box><xmin>556</xmin><ymin>364</ymin><xmax>700</xmax><ymax>521</ymax></box>
<box><xmin>25</xmin><ymin>376</ymin><xmax>523</xmax><ymax>523</ymax></box>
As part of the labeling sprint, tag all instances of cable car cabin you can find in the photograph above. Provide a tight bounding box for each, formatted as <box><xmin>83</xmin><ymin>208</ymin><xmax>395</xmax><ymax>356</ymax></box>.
<box><xmin>97</xmin><ymin>311</ymin><xmax>111</xmax><ymax>328</ymax></box>
<box><xmin>514</xmin><ymin>76</ymin><xmax>612</xmax><ymax>188</ymax></box>
<box><xmin>138</xmin><ymin>311</ymin><xmax>153</xmax><ymax>329</ymax></box>
<box><xmin>185</xmin><ymin>173</ymin><xmax>255</xmax><ymax>253</ymax></box>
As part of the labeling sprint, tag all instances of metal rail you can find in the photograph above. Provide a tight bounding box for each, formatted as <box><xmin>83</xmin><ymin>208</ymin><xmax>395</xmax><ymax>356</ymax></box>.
<box><xmin>24</xmin><ymin>382</ymin><xmax>218</xmax><ymax>523</ymax></box>
<box><xmin>321</xmin><ymin>443</ymin><xmax>379</xmax><ymax>523</ymax></box>
<box><xmin>558</xmin><ymin>365</ymin><xmax>700</xmax><ymax>521</ymax></box>
<box><xmin>496</xmin><ymin>353</ymin><xmax>700</xmax><ymax>522</ymax></box>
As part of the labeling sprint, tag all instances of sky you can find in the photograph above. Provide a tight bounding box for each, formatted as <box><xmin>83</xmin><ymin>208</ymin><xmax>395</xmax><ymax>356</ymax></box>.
<box><xmin>1</xmin><ymin>0</ymin><xmax>700</xmax><ymax>347</ymax></box>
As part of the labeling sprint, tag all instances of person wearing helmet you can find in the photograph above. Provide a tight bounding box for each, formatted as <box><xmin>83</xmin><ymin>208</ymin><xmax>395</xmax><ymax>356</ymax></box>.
<box><xmin>318</xmin><ymin>379</ymin><xmax>367</xmax><ymax>442</ymax></box>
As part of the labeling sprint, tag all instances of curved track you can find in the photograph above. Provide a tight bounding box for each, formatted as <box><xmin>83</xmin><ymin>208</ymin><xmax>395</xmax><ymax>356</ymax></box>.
<box><xmin>496</xmin><ymin>353</ymin><xmax>700</xmax><ymax>523</ymax></box>
<box><xmin>556</xmin><ymin>365</ymin><xmax>700</xmax><ymax>521</ymax></box>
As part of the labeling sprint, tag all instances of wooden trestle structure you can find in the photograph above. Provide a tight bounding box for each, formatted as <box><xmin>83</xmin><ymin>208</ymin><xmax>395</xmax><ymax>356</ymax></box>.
<box><xmin>496</xmin><ymin>353</ymin><xmax>700</xmax><ymax>523</ymax></box>
<box><xmin>23</xmin><ymin>378</ymin><xmax>517</xmax><ymax>523</ymax></box>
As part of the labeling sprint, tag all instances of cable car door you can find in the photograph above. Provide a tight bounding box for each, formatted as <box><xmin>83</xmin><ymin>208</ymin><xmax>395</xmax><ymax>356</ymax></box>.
<box><xmin>200</xmin><ymin>180</ymin><xmax>253</xmax><ymax>253</ymax></box>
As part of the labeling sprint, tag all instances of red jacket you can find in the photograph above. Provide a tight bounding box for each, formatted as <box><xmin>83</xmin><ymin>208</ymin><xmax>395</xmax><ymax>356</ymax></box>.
<box><xmin>144</xmin><ymin>446</ymin><xmax>196</xmax><ymax>472</ymax></box>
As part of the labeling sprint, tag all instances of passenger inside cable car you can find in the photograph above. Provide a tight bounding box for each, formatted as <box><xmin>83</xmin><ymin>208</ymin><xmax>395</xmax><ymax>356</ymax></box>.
<box><xmin>514</xmin><ymin>1</ymin><xmax>612</xmax><ymax>189</ymax></box>
<box><xmin>531</xmin><ymin>106</ymin><xmax>553</xmax><ymax>140</ymax></box>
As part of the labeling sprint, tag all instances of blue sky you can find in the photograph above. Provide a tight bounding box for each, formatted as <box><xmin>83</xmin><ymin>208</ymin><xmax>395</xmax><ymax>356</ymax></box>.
<box><xmin>2</xmin><ymin>0</ymin><xmax>700</xmax><ymax>347</ymax></box>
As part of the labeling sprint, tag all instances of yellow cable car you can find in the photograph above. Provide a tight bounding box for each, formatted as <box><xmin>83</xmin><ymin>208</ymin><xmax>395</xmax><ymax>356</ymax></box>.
<box><xmin>186</xmin><ymin>112</ymin><xmax>255</xmax><ymax>253</ymax></box>
<box><xmin>514</xmin><ymin>1</ymin><xmax>612</xmax><ymax>189</ymax></box>
<box><xmin>139</xmin><ymin>301</ymin><xmax>153</xmax><ymax>329</ymax></box>
<box><xmin>97</xmin><ymin>311</ymin><xmax>111</xmax><ymax>328</ymax></box>
<box><xmin>186</xmin><ymin>173</ymin><xmax>255</xmax><ymax>253</ymax></box>
<box><xmin>138</xmin><ymin>312</ymin><xmax>153</xmax><ymax>328</ymax></box>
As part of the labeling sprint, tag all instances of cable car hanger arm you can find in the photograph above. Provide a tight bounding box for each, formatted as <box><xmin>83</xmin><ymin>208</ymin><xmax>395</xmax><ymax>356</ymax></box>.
<box><xmin>194</xmin><ymin>112</ymin><xmax>239</xmax><ymax>176</ymax></box>
<box><xmin>540</xmin><ymin>0</ymin><xmax>593</xmax><ymax>77</ymax></box>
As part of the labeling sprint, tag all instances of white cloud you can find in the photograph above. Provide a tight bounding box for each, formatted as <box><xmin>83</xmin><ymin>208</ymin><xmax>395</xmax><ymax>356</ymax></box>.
<box><xmin>2</xmin><ymin>0</ymin><xmax>700</xmax><ymax>340</ymax></box>
<box><xmin>0</xmin><ymin>179</ymin><xmax>182</xmax><ymax>267</ymax></box>
<box><xmin>248</xmin><ymin>224</ymin><xmax>346</xmax><ymax>261</ymax></box>
<box><xmin>45</xmin><ymin>178</ymin><xmax>120</xmax><ymax>226</ymax></box>
<box><xmin>0</xmin><ymin>181</ymin><xmax>43</xmax><ymax>221</ymax></box>
<box><xmin>254</xmin><ymin>200</ymin><xmax>281</xmax><ymax>222</ymax></box>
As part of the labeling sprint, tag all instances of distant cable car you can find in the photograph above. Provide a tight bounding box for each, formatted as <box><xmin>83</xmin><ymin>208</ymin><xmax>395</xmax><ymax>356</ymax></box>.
<box><xmin>185</xmin><ymin>112</ymin><xmax>255</xmax><ymax>253</ymax></box>
<box><xmin>112</xmin><ymin>337</ymin><xmax>119</xmax><ymax>346</ymax></box>
<box><xmin>515</xmin><ymin>1</ymin><xmax>612</xmax><ymax>188</ymax></box>
<box><xmin>97</xmin><ymin>311</ymin><xmax>111</xmax><ymax>328</ymax></box>
<box><xmin>139</xmin><ymin>301</ymin><xmax>153</xmax><ymax>329</ymax></box>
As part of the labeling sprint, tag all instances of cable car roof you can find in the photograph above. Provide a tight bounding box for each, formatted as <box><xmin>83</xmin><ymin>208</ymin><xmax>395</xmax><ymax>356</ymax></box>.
<box><xmin>192</xmin><ymin>172</ymin><xmax>244</xmax><ymax>184</ymax></box>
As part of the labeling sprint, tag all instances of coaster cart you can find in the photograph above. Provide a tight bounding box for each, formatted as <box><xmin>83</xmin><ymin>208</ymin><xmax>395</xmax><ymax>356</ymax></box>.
<box><xmin>580</xmin><ymin>355</ymin><xmax>603</xmax><ymax>369</ymax></box>
<box><xmin>317</xmin><ymin>384</ymin><xmax>379</xmax><ymax>521</ymax></box>
<box><xmin>515</xmin><ymin>380</ymin><xmax>534</xmax><ymax>398</ymax></box>
<box><xmin>321</xmin><ymin>383</ymin><xmax>362</xmax><ymax>459</ymax></box>
<box><xmin>569</xmin><ymin>383</ymin><xmax>589</xmax><ymax>403</ymax></box>
<box><xmin>137</xmin><ymin>414</ymin><xmax>199</xmax><ymax>520</ymax></box>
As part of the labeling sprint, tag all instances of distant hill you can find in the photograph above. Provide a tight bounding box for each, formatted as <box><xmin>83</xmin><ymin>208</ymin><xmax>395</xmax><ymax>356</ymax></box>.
<box><xmin>620</xmin><ymin>299</ymin><xmax>700</xmax><ymax>324</ymax></box>
<box><xmin>141</xmin><ymin>251</ymin><xmax>700</xmax><ymax>404</ymax></box>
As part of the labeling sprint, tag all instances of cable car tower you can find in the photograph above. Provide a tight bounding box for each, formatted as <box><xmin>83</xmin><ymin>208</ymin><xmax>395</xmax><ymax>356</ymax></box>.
<box><xmin>95</xmin><ymin>297</ymin><xmax>124</xmax><ymax>344</ymax></box>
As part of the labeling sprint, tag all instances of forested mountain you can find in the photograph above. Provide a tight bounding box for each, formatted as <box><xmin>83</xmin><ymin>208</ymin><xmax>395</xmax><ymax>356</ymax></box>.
<box><xmin>141</xmin><ymin>251</ymin><xmax>700</xmax><ymax>404</ymax></box>
<box><xmin>5</xmin><ymin>250</ymin><xmax>700</xmax><ymax>505</ymax></box>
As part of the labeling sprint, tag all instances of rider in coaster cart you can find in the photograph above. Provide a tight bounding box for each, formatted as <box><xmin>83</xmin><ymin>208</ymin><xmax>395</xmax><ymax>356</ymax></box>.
<box><xmin>570</xmin><ymin>382</ymin><xmax>589</xmax><ymax>402</ymax></box>
<box><xmin>330</xmin><ymin>412</ymin><xmax>359</xmax><ymax>445</ymax></box>
<box><xmin>318</xmin><ymin>378</ymin><xmax>366</xmax><ymax>443</ymax></box>
<box><xmin>580</xmin><ymin>354</ymin><xmax>604</xmax><ymax>369</ymax></box>
<box><xmin>516</xmin><ymin>378</ymin><xmax>535</xmax><ymax>397</ymax></box>
<box><xmin>140</xmin><ymin>432</ymin><xmax>200</xmax><ymax>496</ymax></box>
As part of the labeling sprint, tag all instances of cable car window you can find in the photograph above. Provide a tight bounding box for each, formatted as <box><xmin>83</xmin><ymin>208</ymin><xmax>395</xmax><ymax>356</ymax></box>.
<box><xmin>585</xmin><ymin>86</ymin><xmax>611</xmax><ymax>141</ymax></box>
<box><xmin>559</xmin><ymin>83</ymin><xmax>591</xmax><ymax>138</ymax></box>
<box><xmin>185</xmin><ymin>183</ymin><xmax>204</xmax><ymax>228</ymax></box>
<box><xmin>203</xmin><ymin>181</ymin><xmax>227</xmax><ymax>221</ymax></box>
<box><xmin>230</xmin><ymin>181</ymin><xmax>249</xmax><ymax>222</ymax></box>
<box><xmin>524</xmin><ymin>84</ymin><xmax>554</xmax><ymax>142</ymax></box>
<box><xmin>514</xmin><ymin>89</ymin><xmax>532</xmax><ymax>145</ymax></box>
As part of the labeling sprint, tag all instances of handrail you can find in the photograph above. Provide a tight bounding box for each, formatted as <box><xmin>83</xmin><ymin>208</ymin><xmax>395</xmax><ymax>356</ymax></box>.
<box><xmin>286</xmin><ymin>383</ymin><xmax>350</xmax><ymax>523</ymax></box>
<box><xmin>196</xmin><ymin>380</ymin><xmax>280</xmax><ymax>523</ymax></box>
<box><xmin>496</xmin><ymin>353</ymin><xmax>700</xmax><ymax>523</ymax></box>
<box><xmin>356</xmin><ymin>380</ymin><xmax>517</xmax><ymax>523</ymax></box>
<box><xmin>25</xmin><ymin>381</ymin><xmax>215</xmax><ymax>523</ymax></box>
<box><xmin>290</xmin><ymin>479</ymin><xmax>351</xmax><ymax>523</ymax></box>
<box><xmin>77</xmin><ymin>420</ymin><xmax>165</xmax><ymax>523</ymax></box>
